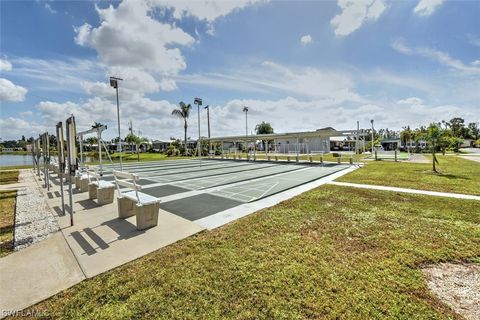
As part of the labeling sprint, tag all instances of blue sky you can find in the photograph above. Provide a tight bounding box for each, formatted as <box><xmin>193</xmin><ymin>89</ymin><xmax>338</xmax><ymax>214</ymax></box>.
<box><xmin>1</xmin><ymin>0</ymin><xmax>479</xmax><ymax>141</ymax></box>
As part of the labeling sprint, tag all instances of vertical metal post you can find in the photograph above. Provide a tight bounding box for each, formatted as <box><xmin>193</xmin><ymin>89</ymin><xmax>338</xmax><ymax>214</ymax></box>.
<box><xmin>66</xmin><ymin>116</ymin><xmax>77</xmax><ymax>227</ymax></box>
<box><xmin>194</xmin><ymin>98</ymin><xmax>202</xmax><ymax>165</ymax></box>
<box><xmin>46</xmin><ymin>133</ymin><xmax>50</xmax><ymax>191</ymax></box>
<box><xmin>197</xmin><ymin>103</ymin><xmax>201</xmax><ymax>159</ymax></box>
<box><xmin>371</xmin><ymin>119</ymin><xmax>374</xmax><ymax>155</ymax></box>
<box><xmin>115</xmin><ymin>86</ymin><xmax>122</xmax><ymax>170</ymax></box>
<box><xmin>56</xmin><ymin>122</ymin><xmax>65</xmax><ymax>216</ymax></box>
<box><xmin>357</xmin><ymin>121</ymin><xmax>360</xmax><ymax>165</ymax></box>
<box><xmin>206</xmin><ymin>106</ymin><xmax>212</xmax><ymax>157</ymax></box>
<box><xmin>98</xmin><ymin>130</ymin><xmax>103</xmax><ymax>175</ymax></box>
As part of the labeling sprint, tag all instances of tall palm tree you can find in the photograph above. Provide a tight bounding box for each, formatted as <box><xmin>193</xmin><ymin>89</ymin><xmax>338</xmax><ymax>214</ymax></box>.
<box><xmin>171</xmin><ymin>102</ymin><xmax>192</xmax><ymax>155</ymax></box>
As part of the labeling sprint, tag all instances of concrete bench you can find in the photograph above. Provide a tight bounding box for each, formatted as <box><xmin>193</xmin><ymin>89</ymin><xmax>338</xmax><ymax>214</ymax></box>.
<box><xmin>113</xmin><ymin>170</ymin><xmax>160</xmax><ymax>230</ymax></box>
<box><xmin>87</xmin><ymin>167</ymin><xmax>115</xmax><ymax>205</ymax></box>
<box><xmin>74</xmin><ymin>167</ymin><xmax>89</xmax><ymax>192</ymax></box>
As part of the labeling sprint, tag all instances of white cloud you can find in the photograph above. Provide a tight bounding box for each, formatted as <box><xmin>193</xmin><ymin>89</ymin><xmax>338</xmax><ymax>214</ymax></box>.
<box><xmin>390</xmin><ymin>38</ymin><xmax>411</xmax><ymax>55</ymax></box>
<box><xmin>397</xmin><ymin>97</ymin><xmax>424</xmax><ymax>105</ymax></box>
<box><xmin>155</xmin><ymin>0</ymin><xmax>264</xmax><ymax>23</ymax></box>
<box><xmin>19</xmin><ymin>111</ymin><xmax>33</xmax><ymax>117</ymax></box>
<box><xmin>0</xmin><ymin>78</ymin><xmax>28</xmax><ymax>102</ymax></box>
<box><xmin>0</xmin><ymin>118</ymin><xmax>46</xmax><ymax>140</ymax></box>
<box><xmin>391</xmin><ymin>39</ymin><xmax>480</xmax><ymax>75</ymax></box>
<box><xmin>413</xmin><ymin>0</ymin><xmax>444</xmax><ymax>17</ymax></box>
<box><xmin>300</xmin><ymin>35</ymin><xmax>312</xmax><ymax>45</ymax></box>
<box><xmin>75</xmin><ymin>1</ymin><xmax>194</xmax><ymax>76</ymax></box>
<box><xmin>331</xmin><ymin>0</ymin><xmax>386</xmax><ymax>37</ymax></box>
<box><xmin>178</xmin><ymin>60</ymin><xmax>366</xmax><ymax>104</ymax></box>
<box><xmin>44</xmin><ymin>3</ymin><xmax>57</xmax><ymax>14</ymax></box>
<box><xmin>0</xmin><ymin>59</ymin><xmax>12</xmax><ymax>72</ymax></box>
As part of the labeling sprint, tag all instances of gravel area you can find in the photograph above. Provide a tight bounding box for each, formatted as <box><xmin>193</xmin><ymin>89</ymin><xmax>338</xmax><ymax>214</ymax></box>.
<box><xmin>14</xmin><ymin>170</ymin><xmax>60</xmax><ymax>250</ymax></box>
<box><xmin>422</xmin><ymin>263</ymin><xmax>480</xmax><ymax>320</ymax></box>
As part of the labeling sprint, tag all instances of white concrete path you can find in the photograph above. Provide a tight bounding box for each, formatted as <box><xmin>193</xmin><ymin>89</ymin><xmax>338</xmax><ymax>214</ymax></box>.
<box><xmin>0</xmin><ymin>232</ymin><xmax>85</xmax><ymax>315</ymax></box>
<box><xmin>329</xmin><ymin>181</ymin><xmax>480</xmax><ymax>201</ymax></box>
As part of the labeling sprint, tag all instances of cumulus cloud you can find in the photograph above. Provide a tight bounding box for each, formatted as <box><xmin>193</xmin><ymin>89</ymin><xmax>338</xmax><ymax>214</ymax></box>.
<box><xmin>0</xmin><ymin>78</ymin><xmax>28</xmax><ymax>102</ymax></box>
<box><xmin>74</xmin><ymin>1</ymin><xmax>194</xmax><ymax>76</ymax></box>
<box><xmin>331</xmin><ymin>0</ymin><xmax>386</xmax><ymax>36</ymax></box>
<box><xmin>397</xmin><ymin>97</ymin><xmax>424</xmax><ymax>105</ymax></box>
<box><xmin>0</xmin><ymin>59</ymin><xmax>12</xmax><ymax>72</ymax></box>
<box><xmin>413</xmin><ymin>0</ymin><xmax>444</xmax><ymax>17</ymax></box>
<box><xmin>300</xmin><ymin>35</ymin><xmax>312</xmax><ymax>45</ymax></box>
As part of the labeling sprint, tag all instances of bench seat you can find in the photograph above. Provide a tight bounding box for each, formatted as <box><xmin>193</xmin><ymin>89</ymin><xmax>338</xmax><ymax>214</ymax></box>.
<box><xmin>121</xmin><ymin>190</ymin><xmax>159</xmax><ymax>206</ymax></box>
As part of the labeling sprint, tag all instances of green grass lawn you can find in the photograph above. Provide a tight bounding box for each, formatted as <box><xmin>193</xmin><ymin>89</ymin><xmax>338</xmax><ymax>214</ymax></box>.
<box><xmin>0</xmin><ymin>170</ymin><xmax>19</xmax><ymax>185</ymax></box>
<box><xmin>337</xmin><ymin>155</ymin><xmax>480</xmax><ymax>196</ymax></box>
<box><xmin>0</xmin><ymin>191</ymin><xmax>17</xmax><ymax>257</ymax></box>
<box><xmin>24</xmin><ymin>185</ymin><xmax>479</xmax><ymax>319</ymax></box>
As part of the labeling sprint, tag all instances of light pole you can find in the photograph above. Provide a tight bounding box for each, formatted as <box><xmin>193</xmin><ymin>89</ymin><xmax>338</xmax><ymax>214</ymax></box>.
<box><xmin>205</xmin><ymin>105</ymin><xmax>211</xmax><ymax>156</ymax></box>
<box><xmin>194</xmin><ymin>97</ymin><xmax>202</xmax><ymax>160</ymax></box>
<box><xmin>110</xmin><ymin>76</ymin><xmax>123</xmax><ymax>170</ymax></box>
<box><xmin>243</xmin><ymin>106</ymin><xmax>248</xmax><ymax>137</ymax></box>
<box><xmin>370</xmin><ymin>119</ymin><xmax>374</xmax><ymax>155</ymax></box>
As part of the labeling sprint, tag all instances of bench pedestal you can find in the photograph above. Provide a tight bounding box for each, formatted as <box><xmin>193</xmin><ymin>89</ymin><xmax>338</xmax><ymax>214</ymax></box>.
<box><xmin>78</xmin><ymin>178</ymin><xmax>89</xmax><ymax>192</ymax></box>
<box><xmin>118</xmin><ymin>197</ymin><xmax>136</xmax><ymax>218</ymax></box>
<box><xmin>88</xmin><ymin>184</ymin><xmax>98</xmax><ymax>199</ymax></box>
<box><xmin>97</xmin><ymin>186</ymin><xmax>115</xmax><ymax>205</ymax></box>
<box><xmin>136</xmin><ymin>203</ymin><xmax>160</xmax><ymax>230</ymax></box>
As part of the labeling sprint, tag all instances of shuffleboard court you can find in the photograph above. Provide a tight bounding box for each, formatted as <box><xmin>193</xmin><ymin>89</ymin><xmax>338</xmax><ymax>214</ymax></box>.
<box><xmin>136</xmin><ymin>162</ymin><xmax>281</xmax><ymax>184</ymax></box>
<box><xmin>104</xmin><ymin>160</ymin><xmax>247</xmax><ymax>175</ymax></box>
<box><xmin>208</xmin><ymin>164</ymin><xmax>349</xmax><ymax>202</ymax></box>
<box><xmin>172</xmin><ymin>163</ymin><xmax>305</xmax><ymax>190</ymax></box>
<box><xmin>98</xmin><ymin>159</ymin><xmax>353</xmax><ymax>223</ymax></box>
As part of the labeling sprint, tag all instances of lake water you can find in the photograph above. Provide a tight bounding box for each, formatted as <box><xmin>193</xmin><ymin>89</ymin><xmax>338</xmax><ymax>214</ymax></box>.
<box><xmin>0</xmin><ymin>154</ymin><xmax>35</xmax><ymax>167</ymax></box>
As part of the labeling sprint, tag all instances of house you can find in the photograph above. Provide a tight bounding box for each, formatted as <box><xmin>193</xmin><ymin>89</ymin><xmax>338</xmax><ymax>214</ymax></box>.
<box><xmin>151</xmin><ymin>140</ymin><xmax>170</xmax><ymax>152</ymax></box>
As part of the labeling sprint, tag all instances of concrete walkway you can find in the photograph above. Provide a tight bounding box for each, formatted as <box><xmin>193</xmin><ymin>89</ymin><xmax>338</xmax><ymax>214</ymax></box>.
<box><xmin>329</xmin><ymin>181</ymin><xmax>480</xmax><ymax>200</ymax></box>
<box><xmin>0</xmin><ymin>232</ymin><xmax>85</xmax><ymax>313</ymax></box>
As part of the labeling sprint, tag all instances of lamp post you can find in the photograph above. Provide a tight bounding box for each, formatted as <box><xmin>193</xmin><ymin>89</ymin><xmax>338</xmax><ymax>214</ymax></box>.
<box><xmin>194</xmin><ymin>97</ymin><xmax>202</xmax><ymax>160</ymax></box>
<box><xmin>243</xmin><ymin>106</ymin><xmax>248</xmax><ymax>137</ymax></box>
<box><xmin>110</xmin><ymin>76</ymin><xmax>123</xmax><ymax>170</ymax></box>
<box><xmin>205</xmin><ymin>105</ymin><xmax>211</xmax><ymax>156</ymax></box>
<box><xmin>370</xmin><ymin>119</ymin><xmax>374</xmax><ymax>155</ymax></box>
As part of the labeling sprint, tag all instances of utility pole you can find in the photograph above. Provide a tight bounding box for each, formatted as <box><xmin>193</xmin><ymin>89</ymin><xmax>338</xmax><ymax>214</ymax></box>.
<box><xmin>110</xmin><ymin>76</ymin><xmax>123</xmax><ymax>170</ymax></box>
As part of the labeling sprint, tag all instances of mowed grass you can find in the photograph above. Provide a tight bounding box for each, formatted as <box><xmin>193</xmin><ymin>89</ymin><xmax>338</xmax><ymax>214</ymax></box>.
<box><xmin>25</xmin><ymin>185</ymin><xmax>479</xmax><ymax>319</ymax></box>
<box><xmin>337</xmin><ymin>155</ymin><xmax>480</xmax><ymax>195</ymax></box>
<box><xmin>0</xmin><ymin>170</ymin><xmax>19</xmax><ymax>185</ymax></box>
<box><xmin>0</xmin><ymin>191</ymin><xmax>17</xmax><ymax>257</ymax></box>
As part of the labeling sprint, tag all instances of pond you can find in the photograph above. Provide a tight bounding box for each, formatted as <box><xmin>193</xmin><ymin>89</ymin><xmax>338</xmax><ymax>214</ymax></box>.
<box><xmin>0</xmin><ymin>154</ymin><xmax>35</xmax><ymax>167</ymax></box>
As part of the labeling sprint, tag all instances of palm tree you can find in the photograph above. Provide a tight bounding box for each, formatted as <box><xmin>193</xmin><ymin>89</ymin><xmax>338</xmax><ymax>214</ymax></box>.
<box><xmin>426</xmin><ymin>123</ymin><xmax>441</xmax><ymax>173</ymax></box>
<box><xmin>91</xmin><ymin>122</ymin><xmax>105</xmax><ymax>129</ymax></box>
<box><xmin>171</xmin><ymin>102</ymin><xmax>191</xmax><ymax>155</ymax></box>
<box><xmin>125</xmin><ymin>133</ymin><xmax>148</xmax><ymax>161</ymax></box>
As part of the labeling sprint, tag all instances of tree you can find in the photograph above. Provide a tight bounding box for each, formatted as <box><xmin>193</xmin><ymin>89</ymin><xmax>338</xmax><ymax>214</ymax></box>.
<box><xmin>255</xmin><ymin>122</ymin><xmax>274</xmax><ymax>151</ymax></box>
<box><xmin>171</xmin><ymin>102</ymin><xmax>192</xmax><ymax>156</ymax></box>
<box><xmin>400</xmin><ymin>126</ymin><xmax>413</xmax><ymax>153</ymax></box>
<box><xmin>448</xmin><ymin>117</ymin><xmax>466</xmax><ymax>138</ymax></box>
<box><xmin>467</xmin><ymin>122</ymin><xmax>479</xmax><ymax>140</ymax></box>
<box><xmin>92</xmin><ymin>122</ymin><xmax>105</xmax><ymax>129</ymax></box>
<box><xmin>125</xmin><ymin>133</ymin><xmax>148</xmax><ymax>161</ymax></box>
<box><xmin>255</xmin><ymin>121</ymin><xmax>274</xmax><ymax>134</ymax></box>
<box><xmin>425</xmin><ymin>123</ymin><xmax>441</xmax><ymax>173</ymax></box>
